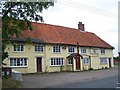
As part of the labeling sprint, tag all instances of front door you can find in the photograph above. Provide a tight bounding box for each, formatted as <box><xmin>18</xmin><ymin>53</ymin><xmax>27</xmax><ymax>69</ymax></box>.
<box><xmin>108</xmin><ymin>58</ymin><xmax>111</xmax><ymax>68</ymax></box>
<box><xmin>76</xmin><ymin>57</ymin><xmax>80</xmax><ymax>70</ymax></box>
<box><xmin>36</xmin><ymin>57</ymin><xmax>42</xmax><ymax>72</ymax></box>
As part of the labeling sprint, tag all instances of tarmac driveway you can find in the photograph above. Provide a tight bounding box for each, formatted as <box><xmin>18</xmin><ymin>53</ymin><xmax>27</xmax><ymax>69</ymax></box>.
<box><xmin>20</xmin><ymin>66</ymin><xmax>118</xmax><ymax>88</ymax></box>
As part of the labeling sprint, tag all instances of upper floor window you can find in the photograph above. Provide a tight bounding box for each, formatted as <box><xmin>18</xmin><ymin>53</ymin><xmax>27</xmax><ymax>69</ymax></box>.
<box><xmin>68</xmin><ymin>46</ymin><xmax>75</xmax><ymax>53</ymax></box>
<box><xmin>53</xmin><ymin>45</ymin><xmax>61</xmax><ymax>53</ymax></box>
<box><xmin>100</xmin><ymin>58</ymin><xmax>107</xmax><ymax>64</ymax></box>
<box><xmin>9</xmin><ymin>58</ymin><xmax>27</xmax><ymax>67</ymax></box>
<box><xmin>82</xmin><ymin>58</ymin><xmax>89</xmax><ymax>64</ymax></box>
<box><xmin>13</xmin><ymin>44</ymin><xmax>24</xmax><ymax>52</ymax></box>
<box><xmin>81</xmin><ymin>47</ymin><xmax>86</xmax><ymax>54</ymax></box>
<box><xmin>34</xmin><ymin>44</ymin><xmax>44</xmax><ymax>52</ymax></box>
<box><xmin>101</xmin><ymin>48</ymin><xmax>105</xmax><ymax>54</ymax></box>
<box><xmin>91</xmin><ymin>48</ymin><xmax>98</xmax><ymax>53</ymax></box>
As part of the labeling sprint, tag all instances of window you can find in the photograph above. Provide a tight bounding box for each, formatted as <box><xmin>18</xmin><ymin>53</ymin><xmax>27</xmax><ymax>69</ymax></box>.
<box><xmin>35</xmin><ymin>44</ymin><xmax>44</xmax><ymax>52</ymax></box>
<box><xmin>101</xmin><ymin>48</ymin><xmax>105</xmax><ymax>54</ymax></box>
<box><xmin>82</xmin><ymin>58</ymin><xmax>89</xmax><ymax>64</ymax></box>
<box><xmin>13</xmin><ymin>44</ymin><xmax>24</xmax><ymax>52</ymax></box>
<box><xmin>68</xmin><ymin>58</ymin><xmax>73</xmax><ymax>65</ymax></box>
<box><xmin>9</xmin><ymin>58</ymin><xmax>27</xmax><ymax>67</ymax></box>
<box><xmin>53</xmin><ymin>45</ymin><xmax>61</xmax><ymax>53</ymax></box>
<box><xmin>81</xmin><ymin>47</ymin><xmax>86</xmax><ymax>54</ymax></box>
<box><xmin>68</xmin><ymin>46</ymin><xmax>74</xmax><ymax>53</ymax></box>
<box><xmin>100</xmin><ymin>58</ymin><xmax>107</xmax><ymax>64</ymax></box>
<box><xmin>91</xmin><ymin>48</ymin><xmax>98</xmax><ymax>53</ymax></box>
<box><xmin>50</xmin><ymin>58</ymin><xmax>64</xmax><ymax>66</ymax></box>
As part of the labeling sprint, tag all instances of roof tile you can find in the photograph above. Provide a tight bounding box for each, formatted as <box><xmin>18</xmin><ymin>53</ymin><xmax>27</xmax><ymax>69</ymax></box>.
<box><xmin>18</xmin><ymin>22</ymin><xmax>114</xmax><ymax>49</ymax></box>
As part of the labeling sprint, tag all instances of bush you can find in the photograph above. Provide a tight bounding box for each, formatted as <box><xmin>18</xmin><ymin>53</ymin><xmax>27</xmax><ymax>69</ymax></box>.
<box><xmin>89</xmin><ymin>68</ymin><xmax>93</xmax><ymax>70</ymax></box>
<box><xmin>105</xmin><ymin>67</ymin><xmax>108</xmax><ymax>69</ymax></box>
<box><xmin>2</xmin><ymin>78</ymin><xmax>21</xmax><ymax>88</ymax></box>
<box><xmin>102</xmin><ymin>67</ymin><xmax>104</xmax><ymax>69</ymax></box>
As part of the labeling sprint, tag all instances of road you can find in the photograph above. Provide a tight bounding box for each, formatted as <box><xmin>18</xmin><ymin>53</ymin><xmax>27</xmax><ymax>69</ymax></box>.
<box><xmin>21</xmin><ymin>66</ymin><xmax>118</xmax><ymax>88</ymax></box>
<box><xmin>51</xmin><ymin>75</ymin><xmax>118</xmax><ymax>88</ymax></box>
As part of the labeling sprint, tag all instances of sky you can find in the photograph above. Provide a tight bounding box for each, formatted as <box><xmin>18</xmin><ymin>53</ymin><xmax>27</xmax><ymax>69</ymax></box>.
<box><xmin>40</xmin><ymin>0</ymin><xmax>118</xmax><ymax>56</ymax></box>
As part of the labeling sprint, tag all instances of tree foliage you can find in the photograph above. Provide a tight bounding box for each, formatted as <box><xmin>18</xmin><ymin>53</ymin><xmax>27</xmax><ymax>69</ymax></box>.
<box><xmin>1</xmin><ymin>1</ymin><xmax>54</xmax><ymax>65</ymax></box>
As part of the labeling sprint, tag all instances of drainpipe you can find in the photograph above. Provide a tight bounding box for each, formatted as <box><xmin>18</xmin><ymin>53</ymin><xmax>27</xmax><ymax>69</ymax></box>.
<box><xmin>77</xmin><ymin>42</ymin><xmax>79</xmax><ymax>54</ymax></box>
<box><xmin>89</xmin><ymin>56</ymin><xmax>92</xmax><ymax>69</ymax></box>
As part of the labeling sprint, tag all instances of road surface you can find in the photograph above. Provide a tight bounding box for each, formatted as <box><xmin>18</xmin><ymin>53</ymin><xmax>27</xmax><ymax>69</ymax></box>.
<box><xmin>51</xmin><ymin>75</ymin><xmax>118</xmax><ymax>88</ymax></box>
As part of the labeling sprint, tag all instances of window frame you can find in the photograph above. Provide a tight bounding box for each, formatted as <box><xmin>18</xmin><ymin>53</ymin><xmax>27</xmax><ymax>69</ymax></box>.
<box><xmin>52</xmin><ymin>45</ymin><xmax>61</xmax><ymax>53</ymax></box>
<box><xmin>101</xmin><ymin>48</ymin><xmax>105</xmax><ymax>54</ymax></box>
<box><xmin>68</xmin><ymin>46</ymin><xmax>75</xmax><ymax>53</ymax></box>
<box><xmin>34</xmin><ymin>44</ymin><xmax>44</xmax><ymax>52</ymax></box>
<box><xmin>68</xmin><ymin>58</ymin><xmax>73</xmax><ymax>65</ymax></box>
<box><xmin>81</xmin><ymin>47</ymin><xmax>86</xmax><ymax>54</ymax></box>
<box><xmin>50</xmin><ymin>58</ymin><xmax>64</xmax><ymax>66</ymax></box>
<box><xmin>100</xmin><ymin>58</ymin><xmax>107</xmax><ymax>64</ymax></box>
<box><xmin>9</xmin><ymin>58</ymin><xmax>28</xmax><ymax>67</ymax></box>
<box><xmin>82</xmin><ymin>58</ymin><xmax>89</xmax><ymax>64</ymax></box>
<box><xmin>91</xmin><ymin>48</ymin><xmax>98</xmax><ymax>54</ymax></box>
<box><xmin>13</xmin><ymin>44</ymin><xmax>24</xmax><ymax>52</ymax></box>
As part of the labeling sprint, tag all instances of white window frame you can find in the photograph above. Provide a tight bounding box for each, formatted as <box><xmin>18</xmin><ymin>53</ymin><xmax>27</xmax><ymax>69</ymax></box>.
<box><xmin>13</xmin><ymin>44</ymin><xmax>24</xmax><ymax>52</ymax></box>
<box><xmin>91</xmin><ymin>48</ymin><xmax>98</xmax><ymax>54</ymax></box>
<box><xmin>9</xmin><ymin>58</ymin><xmax>28</xmax><ymax>67</ymax></box>
<box><xmin>82</xmin><ymin>58</ymin><xmax>89</xmax><ymax>64</ymax></box>
<box><xmin>68</xmin><ymin>58</ymin><xmax>73</xmax><ymax>65</ymax></box>
<box><xmin>81</xmin><ymin>47</ymin><xmax>86</xmax><ymax>54</ymax></box>
<box><xmin>101</xmin><ymin>48</ymin><xmax>105</xmax><ymax>54</ymax></box>
<box><xmin>34</xmin><ymin>44</ymin><xmax>44</xmax><ymax>52</ymax></box>
<box><xmin>50</xmin><ymin>58</ymin><xmax>64</xmax><ymax>66</ymax></box>
<box><xmin>52</xmin><ymin>45</ymin><xmax>61</xmax><ymax>53</ymax></box>
<box><xmin>68</xmin><ymin>46</ymin><xmax>75</xmax><ymax>53</ymax></box>
<box><xmin>100</xmin><ymin>58</ymin><xmax>107</xmax><ymax>64</ymax></box>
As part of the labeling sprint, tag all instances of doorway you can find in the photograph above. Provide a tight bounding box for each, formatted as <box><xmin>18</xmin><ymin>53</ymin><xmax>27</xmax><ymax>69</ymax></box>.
<box><xmin>75</xmin><ymin>57</ymin><xmax>80</xmax><ymax>70</ymax></box>
<box><xmin>108</xmin><ymin>58</ymin><xmax>111</xmax><ymax>68</ymax></box>
<box><xmin>36</xmin><ymin>57</ymin><xmax>42</xmax><ymax>72</ymax></box>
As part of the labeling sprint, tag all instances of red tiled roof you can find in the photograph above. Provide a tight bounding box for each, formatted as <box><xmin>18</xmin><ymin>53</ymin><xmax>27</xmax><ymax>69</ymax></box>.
<box><xmin>18</xmin><ymin>22</ymin><xmax>114</xmax><ymax>49</ymax></box>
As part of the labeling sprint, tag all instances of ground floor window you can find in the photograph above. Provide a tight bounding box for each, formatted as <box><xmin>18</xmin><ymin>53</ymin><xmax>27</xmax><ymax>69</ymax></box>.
<box><xmin>50</xmin><ymin>58</ymin><xmax>64</xmax><ymax>66</ymax></box>
<box><xmin>68</xmin><ymin>58</ymin><xmax>73</xmax><ymax>65</ymax></box>
<box><xmin>82</xmin><ymin>58</ymin><xmax>89</xmax><ymax>64</ymax></box>
<box><xmin>9</xmin><ymin>58</ymin><xmax>27</xmax><ymax>67</ymax></box>
<box><xmin>100</xmin><ymin>58</ymin><xmax>107</xmax><ymax>64</ymax></box>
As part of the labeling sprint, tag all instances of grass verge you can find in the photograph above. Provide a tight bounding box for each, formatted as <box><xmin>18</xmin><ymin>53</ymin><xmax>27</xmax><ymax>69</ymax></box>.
<box><xmin>2</xmin><ymin>78</ymin><xmax>21</xmax><ymax>88</ymax></box>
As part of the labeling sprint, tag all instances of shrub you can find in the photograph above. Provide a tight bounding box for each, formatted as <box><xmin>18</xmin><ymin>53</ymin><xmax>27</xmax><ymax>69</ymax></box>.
<box><xmin>102</xmin><ymin>67</ymin><xmax>104</xmax><ymax>69</ymax></box>
<box><xmin>105</xmin><ymin>67</ymin><xmax>108</xmax><ymax>69</ymax></box>
<box><xmin>89</xmin><ymin>68</ymin><xmax>93</xmax><ymax>70</ymax></box>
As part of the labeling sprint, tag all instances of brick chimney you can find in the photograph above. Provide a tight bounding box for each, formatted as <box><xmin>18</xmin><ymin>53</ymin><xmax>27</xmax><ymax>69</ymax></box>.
<box><xmin>78</xmin><ymin>22</ymin><xmax>85</xmax><ymax>31</ymax></box>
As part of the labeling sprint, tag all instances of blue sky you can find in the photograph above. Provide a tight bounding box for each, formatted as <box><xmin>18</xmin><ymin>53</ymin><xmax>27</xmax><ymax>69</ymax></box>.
<box><xmin>40</xmin><ymin>0</ymin><xmax>118</xmax><ymax>56</ymax></box>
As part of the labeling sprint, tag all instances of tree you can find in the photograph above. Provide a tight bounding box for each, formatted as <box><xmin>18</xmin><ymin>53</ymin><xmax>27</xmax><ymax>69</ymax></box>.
<box><xmin>1</xmin><ymin>1</ymin><xmax>54</xmax><ymax>65</ymax></box>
